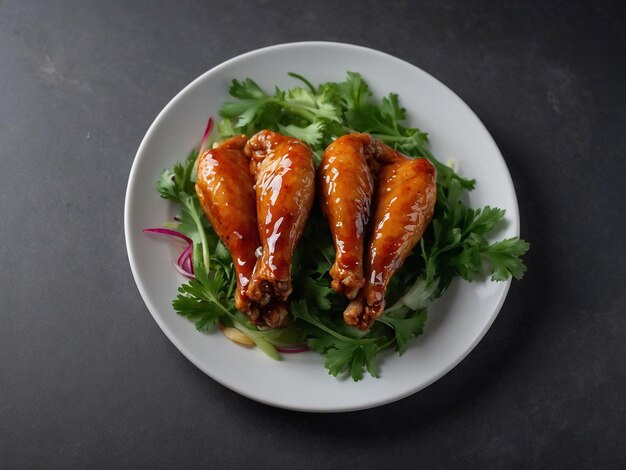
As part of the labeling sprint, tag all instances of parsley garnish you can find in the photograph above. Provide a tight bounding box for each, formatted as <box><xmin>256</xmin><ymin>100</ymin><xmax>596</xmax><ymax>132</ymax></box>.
<box><xmin>155</xmin><ymin>72</ymin><xmax>529</xmax><ymax>381</ymax></box>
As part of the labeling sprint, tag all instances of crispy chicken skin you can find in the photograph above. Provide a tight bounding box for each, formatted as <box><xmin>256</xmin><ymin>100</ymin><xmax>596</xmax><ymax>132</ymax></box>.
<box><xmin>319</xmin><ymin>134</ymin><xmax>375</xmax><ymax>300</ymax></box>
<box><xmin>244</xmin><ymin>130</ymin><xmax>316</xmax><ymax>307</ymax></box>
<box><xmin>195</xmin><ymin>135</ymin><xmax>260</xmax><ymax>318</ymax></box>
<box><xmin>336</xmin><ymin>137</ymin><xmax>437</xmax><ymax>330</ymax></box>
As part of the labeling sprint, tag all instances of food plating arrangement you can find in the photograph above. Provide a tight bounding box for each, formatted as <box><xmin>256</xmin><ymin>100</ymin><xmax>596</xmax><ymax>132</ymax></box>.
<box><xmin>144</xmin><ymin>72</ymin><xmax>529</xmax><ymax>381</ymax></box>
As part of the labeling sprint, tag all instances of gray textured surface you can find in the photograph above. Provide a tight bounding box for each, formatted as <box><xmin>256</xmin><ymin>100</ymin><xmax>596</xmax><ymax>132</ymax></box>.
<box><xmin>1</xmin><ymin>0</ymin><xmax>625</xmax><ymax>468</ymax></box>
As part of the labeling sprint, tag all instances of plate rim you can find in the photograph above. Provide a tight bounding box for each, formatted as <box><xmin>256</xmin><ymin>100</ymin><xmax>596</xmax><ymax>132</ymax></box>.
<box><xmin>124</xmin><ymin>41</ymin><xmax>519</xmax><ymax>412</ymax></box>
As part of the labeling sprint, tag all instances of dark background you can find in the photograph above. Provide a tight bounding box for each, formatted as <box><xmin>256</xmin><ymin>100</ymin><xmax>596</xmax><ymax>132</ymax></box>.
<box><xmin>1</xmin><ymin>0</ymin><xmax>624</xmax><ymax>468</ymax></box>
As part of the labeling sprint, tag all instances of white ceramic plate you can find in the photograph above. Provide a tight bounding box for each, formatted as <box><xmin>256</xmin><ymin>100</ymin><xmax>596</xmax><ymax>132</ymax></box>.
<box><xmin>125</xmin><ymin>42</ymin><xmax>519</xmax><ymax>412</ymax></box>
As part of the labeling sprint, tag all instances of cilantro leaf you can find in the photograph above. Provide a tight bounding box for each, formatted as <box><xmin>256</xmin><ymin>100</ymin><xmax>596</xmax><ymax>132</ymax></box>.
<box><xmin>380</xmin><ymin>309</ymin><xmax>428</xmax><ymax>355</ymax></box>
<box><xmin>157</xmin><ymin>149</ymin><xmax>198</xmax><ymax>202</ymax></box>
<box><xmin>292</xmin><ymin>299</ymin><xmax>382</xmax><ymax>380</ymax></box>
<box><xmin>380</xmin><ymin>93</ymin><xmax>406</xmax><ymax>123</ymax></box>
<box><xmin>307</xmin><ymin>333</ymin><xmax>338</xmax><ymax>354</ymax></box>
<box><xmin>285</xmin><ymin>87</ymin><xmax>341</xmax><ymax>122</ymax></box>
<box><xmin>483</xmin><ymin>238</ymin><xmax>530</xmax><ymax>281</ymax></box>
<box><xmin>464</xmin><ymin>206</ymin><xmax>506</xmax><ymax>236</ymax></box>
<box><xmin>387</xmin><ymin>275</ymin><xmax>438</xmax><ymax>312</ymax></box>
<box><xmin>228</xmin><ymin>78</ymin><xmax>268</xmax><ymax>100</ymax></box>
<box><xmin>453</xmin><ymin>233</ymin><xmax>484</xmax><ymax>281</ymax></box>
<box><xmin>332</xmin><ymin>71</ymin><xmax>372</xmax><ymax>112</ymax></box>
<box><xmin>325</xmin><ymin>342</ymin><xmax>360</xmax><ymax>377</ymax></box>
<box><xmin>172</xmin><ymin>263</ymin><xmax>230</xmax><ymax>331</ymax></box>
<box><xmin>278</xmin><ymin>122</ymin><xmax>324</xmax><ymax>147</ymax></box>
<box><xmin>304</xmin><ymin>276</ymin><xmax>334</xmax><ymax>311</ymax></box>
<box><xmin>323</xmin><ymin>342</ymin><xmax>379</xmax><ymax>381</ymax></box>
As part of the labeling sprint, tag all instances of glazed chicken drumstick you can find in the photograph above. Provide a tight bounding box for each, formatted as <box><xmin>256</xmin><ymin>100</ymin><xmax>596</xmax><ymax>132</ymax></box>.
<box><xmin>244</xmin><ymin>130</ymin><xmax>316</xmax><ymax>307</ymax></box>
<box><xmin>195</xmin><ymin>135</ymin><xmax>292</xmax><ymax>328</ymax></box>
<box><xmin>319</xmin><ymin>134</ymin><xmax>375</xmax><ymax>299</ymax></box>
<box><xmin>341</xmin><ymin>138</ymin><xmax>437</xmax><ymax>330</ymax></box>
<box><xmin>195</xmin><ymin>135</ymin><xmax>260</xmax><ymax>318</ymax></box>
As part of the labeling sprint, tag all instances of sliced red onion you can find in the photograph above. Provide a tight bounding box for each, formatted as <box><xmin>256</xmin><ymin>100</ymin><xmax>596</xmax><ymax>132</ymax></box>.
<box><xmin>143</xmin><ymin>228</ymin><xmax>192</xmax><ymax>244</ymax></box>
<box><xmin>199</xmin><ymin>117</ymin><xmax>214</xmax><ymax>155</ymax></box>
<box><xmin>276</xmin><ymin>345</ymin><xmax>310</xmax><ymax>354</ymax></box>
<box><xmin>173</xmin><ymin>260</ymin><xmax>195</xmax><ymax>279</ymax></box>
<box><xmin>177</xmin><ymin>243</ymin><xmax>192</xmax><ymax>268</ymax></box>
<box><xmin>144</xmin><ymin>227</ymin><xmax>195</xmax><ymax>278</ymax></box>
<box><xmin>181</xmin><ymin>249</ymin><xmax>194</xmax><ymax>274</ymax></box>
<box><xmin>175</xmin><ymin>242</ymin><xmax>194</xmax><ymax>276</ymax></box>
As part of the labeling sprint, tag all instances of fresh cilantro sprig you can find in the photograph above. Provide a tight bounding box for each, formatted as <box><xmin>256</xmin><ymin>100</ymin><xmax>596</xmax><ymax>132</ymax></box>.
<box><xmin>219</xmin><ymin>72</ymin><xmax>474</xmax><ymax>193</ymax></box>
<box><xmin>419</xmin><ymin>175</ymin><xmax>529</xmax><ymax>298</ymax></box>
<box><xmin>291</xmin><ymin>300</ymin><xmax>380</xmax><ymax>381</ymax></box>
<box><xmin>156</xmin><ymin>149</ymin><xmax>212</xmax><ymax>271</ymax></box>
<box><xmin>172</xmin><ymin>256</ymin><xmax>229</xmax><ymax>331</ymax></box>
<box><xmin>154</xmin><ymin>72</ymin><xmax>529</xmax><ymax>382</ymax></box>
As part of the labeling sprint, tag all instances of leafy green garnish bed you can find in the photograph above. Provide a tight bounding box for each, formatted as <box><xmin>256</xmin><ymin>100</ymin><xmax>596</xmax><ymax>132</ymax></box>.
<box><xmin>155</xmin><ymin>72</ymin><xmax>529</xmax><ymax>381</ymax></box>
